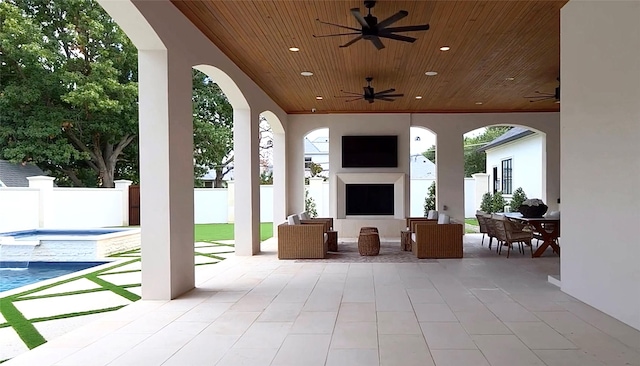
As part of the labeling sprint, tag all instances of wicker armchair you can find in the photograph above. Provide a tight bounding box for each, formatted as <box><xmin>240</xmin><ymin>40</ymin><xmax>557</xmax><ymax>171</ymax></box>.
<box><xmin>494</xmin><ymin>218</ymin><xmax>533</xmax><ymax>258</ymax></box>
<box><xmin>475</xmin><ymin>214</ymin><xmax>491</xmax><ymax>247</ymax></box>
<box><xmin>411</xmin><ymin>222</ymin><xmax>463</xmax><ymax>259</ymax></box>
<box><xmin>277</xmin><ymin>223</ymin><xmax>328</xmax><ymax>259</ymax></box>
<box><xmin>405</xmin><ymin>217</ymin><xmax>438</xmax><ymax>232</ymax></box>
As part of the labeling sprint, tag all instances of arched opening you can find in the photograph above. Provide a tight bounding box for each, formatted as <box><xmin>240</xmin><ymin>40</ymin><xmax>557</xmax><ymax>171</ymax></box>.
<box><xmin>463</xmin><ymin>124</ymin><xmax>548</xmax><ymax>241</ymax></box>
<box><xmin>259</xmin><ymin>110</ymin><xmax>285</xmax><ymax>237</ymax></box>
<box><xmin>409</xmin><ymin>127</ymin><xmax>437</xmax><ymax>217</ymax></box>
<box><xmin>302</xmin><ymin>128</ymin><xmax>330</xmax><ymax>218</ymax></box>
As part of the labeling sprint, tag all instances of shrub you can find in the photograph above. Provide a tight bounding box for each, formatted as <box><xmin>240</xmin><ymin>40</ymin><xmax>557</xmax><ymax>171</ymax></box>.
<box><xmin>480</xmin><ymin>192</ymin><xmax>493</xmax><ymax>213</ymax></box>
<box><xmin>423</xmin><ymin>181</ymin><xmax>436</xmax><ymax>215</ymax></box>
<box><xmin>304</xmin><ymin>189</ymin><xmax>318</xmax><ymax>218</ymax></box>
<box><xmin>509</xmin><ymin>187</ymin><xmax>527</xmax><ymax>211</ymax></box>
<box><xmin>492</xmin><ymin>191</ymin><xmax>506</xmax><ymax>213</ymax></box>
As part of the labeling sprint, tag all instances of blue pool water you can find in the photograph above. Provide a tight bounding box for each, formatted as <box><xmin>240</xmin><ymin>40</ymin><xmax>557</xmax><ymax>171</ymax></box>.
<box><xmin>1</xmin><ymin>229</ymin><xmax>127</xmax><ymax>241</ymax></box>
<box><xmin>0</xmin><ymin>262</ymin><xmax>107</xmax><ymax>292</ymax></box>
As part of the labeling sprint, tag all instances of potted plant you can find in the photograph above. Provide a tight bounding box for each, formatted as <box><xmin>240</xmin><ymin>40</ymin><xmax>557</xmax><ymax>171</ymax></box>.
<box><xmin>518</xmin><ymin>198</ymin><xmax>548</xmax><ymax>218</ymax></box>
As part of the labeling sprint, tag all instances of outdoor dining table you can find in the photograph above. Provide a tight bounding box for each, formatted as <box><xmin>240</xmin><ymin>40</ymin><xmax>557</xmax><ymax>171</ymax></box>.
<box><xmin>505</xmin><ymin>213</ymin><xmax>560</xmax><ymax>258</ymax></box>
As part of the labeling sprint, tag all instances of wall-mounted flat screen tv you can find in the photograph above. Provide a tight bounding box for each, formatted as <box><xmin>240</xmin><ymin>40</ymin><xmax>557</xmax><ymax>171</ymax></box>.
<box><xmin>342</xmin><ymin>135</ymin><xmax>398</xmax><ymax>168</ymax></box>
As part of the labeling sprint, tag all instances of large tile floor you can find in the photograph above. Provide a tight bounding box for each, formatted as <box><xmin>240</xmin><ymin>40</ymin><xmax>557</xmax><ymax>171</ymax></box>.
<box><xmin>4</xmin><ymin>235</ymin><xmax>640</xmax><ymax>366</ymax></box>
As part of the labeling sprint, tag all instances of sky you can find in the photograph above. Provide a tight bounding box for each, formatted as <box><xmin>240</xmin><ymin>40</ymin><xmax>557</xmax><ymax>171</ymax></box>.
<box><xmin>306</xmin><ymin>127</ymin><xmax>486</xmax><ymax>155</ymax></box>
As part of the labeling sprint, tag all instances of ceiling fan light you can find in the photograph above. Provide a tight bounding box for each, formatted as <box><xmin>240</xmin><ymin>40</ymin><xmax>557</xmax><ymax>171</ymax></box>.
<box><xmin>415</xmin><ymin>96</ymin><xmax>423</xmax><ymax>99</ymax></box>
<box><xmin>439</xmin><ymin>46</ymin><xmax>451</xmax><ymax>51</ymax></box>
<box><xmin>300</xmin><ymin>71</ymin><xmax>314</xmax><ymax>76</ymax></box>
<box><xmin>288</xmin><ymin>47</ymin><xmax>300</xmax><ymax>52</ymax></box>
<box><xmin>425</xmin><ymin>71</ymin><xmax>438</xmax><ymax>76</ymax></box>
<box><xmin>316</xmin><ymin>96</ymin><xmax>323</xmax><ymax>100</ymax></box>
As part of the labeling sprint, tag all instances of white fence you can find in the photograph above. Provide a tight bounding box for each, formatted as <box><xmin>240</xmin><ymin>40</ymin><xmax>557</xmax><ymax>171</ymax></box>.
<box><xmin>0</xmin><ymin>175</ymin><xmax>488</xmax><ymax>233</ymax></box>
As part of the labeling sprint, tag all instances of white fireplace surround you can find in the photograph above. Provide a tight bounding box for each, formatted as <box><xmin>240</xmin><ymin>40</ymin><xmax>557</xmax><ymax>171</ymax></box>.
<box><xmin>335</xmin><ymin>173</ymin><xmax>405</xmax><ymax>219</ymax></box>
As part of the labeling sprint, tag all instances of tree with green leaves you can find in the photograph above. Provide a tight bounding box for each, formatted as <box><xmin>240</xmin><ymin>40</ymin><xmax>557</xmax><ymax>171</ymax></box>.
<box><xmin>423</xmin><ymin>181</ymin><xmax>436</xmax><ymax>215</ymax></box>
<box><xmin>304</xmin><ymin>189</ymin><xmax>317</xmax><ymax>218</ymax></box>
<box><xmin>492</xmin><ymin>191</ymin><xmax>506</xmax><ymax>213</ymax></box>
<box><xmin>480</xmin><ymin>192</ymin><xmax>493</xmax><ymax>213</ymax></box>
<box><xmin>0</xmin><ymin>0</ymin><xmax>138</xmax><ymax>187</ymax></box>
<box><xmin>509</xmin><ymin>187</ymin><xmax>527</xmax><ymax>211</ymax></box>
<box><xmin>192</xmin><ymin>69</ymin><xmax>234</xmax><ymax>188</ymax></box>
<box><xmin>421</xmin><ymin>126</ymin><xmax>511</xmax><ymax>177</ymax></box>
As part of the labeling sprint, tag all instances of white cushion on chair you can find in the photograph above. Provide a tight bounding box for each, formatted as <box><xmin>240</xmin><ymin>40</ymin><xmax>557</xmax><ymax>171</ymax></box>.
<box><xmin>411</xmin><ymin>233</ymin><xmax>416</xmax><ymax>242</ymax></box>
<box><xmin>437</xmin><ymin>214</ymin><xmax>450</xmax><ymax>224</ymax></box>
<box><xmin>427</xmin><ymin>210</ymin><xmax>438</xmax><ymax>220</ymax></box>
<box><xmin>287</xmin><ymin>214</ymin><xmax>300</xmax><ymax>225</ymax></box>
<box><xmin>299</xmin><ymin>212</ymin><xmax>310</xmax><ymax>220</ymax></box>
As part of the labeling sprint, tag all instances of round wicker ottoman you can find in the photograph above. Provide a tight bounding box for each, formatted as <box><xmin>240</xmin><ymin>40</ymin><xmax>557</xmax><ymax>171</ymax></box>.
<box><xmin>358</xmin><ymin>227</ymin><xmax>380</xmax><ymax>256</ymax></box>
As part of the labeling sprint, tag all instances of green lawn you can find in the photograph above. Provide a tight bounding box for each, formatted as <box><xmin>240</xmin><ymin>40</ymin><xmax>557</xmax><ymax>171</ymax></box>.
<box><xmin>194</xmin><ymin>222</ymin><xmax>273</xmax><ymax>242</ymax></box>
<box><xmin>465</xmin><ymin>218</ymin><xmax>479</xmax><ymax>226</ymax></box>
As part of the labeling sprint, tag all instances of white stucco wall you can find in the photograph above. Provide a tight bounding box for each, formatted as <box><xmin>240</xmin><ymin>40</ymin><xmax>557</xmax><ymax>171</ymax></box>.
<box><xmin>50</xmin><ymin>189</ymin><xmax>123</xmax><ymax>228</ymax></box>
<box><xmin>561</xmin><ymin>1</ymin><xmax>640</xmax><ymax>330</ymax></box>
<box><xmin>194</xmin><ymin>188</ymin><xmax>229</xmax><ymax>224</ymax></box>
<box><xmin>0</xmin><ymin>189</ymin><xmax>40</xmax><ymax>232</ymax></box>
<box><xmin>485</xmin><ymin>134</ymin><xmax>544</xmax><ymax>200</ymax></box>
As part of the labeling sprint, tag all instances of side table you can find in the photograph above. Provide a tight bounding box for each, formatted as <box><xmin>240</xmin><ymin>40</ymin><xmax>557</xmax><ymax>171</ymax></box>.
<box><xmin>401</xmin><ymin>230</ymin><xmax>412</xmax><ymax>251</ymax></box>
<box><xmin>327</xmin><ymin>230</ymin><xmax>338</xmax><ymax>252</ymax></box>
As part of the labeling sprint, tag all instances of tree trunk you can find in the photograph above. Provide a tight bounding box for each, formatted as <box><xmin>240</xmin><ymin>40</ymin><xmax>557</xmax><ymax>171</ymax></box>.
<box><xmin>214</xmin><ymin>167</ymin><xmax>224</xmax><ymax>188</ymax></box>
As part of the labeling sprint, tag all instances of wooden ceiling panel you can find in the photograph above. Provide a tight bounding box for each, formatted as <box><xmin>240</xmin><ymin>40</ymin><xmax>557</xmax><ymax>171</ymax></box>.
<box><xmin>171</xmin><ymin>0</ymin><xmax>567</xmax><ymax>113</ymax></box>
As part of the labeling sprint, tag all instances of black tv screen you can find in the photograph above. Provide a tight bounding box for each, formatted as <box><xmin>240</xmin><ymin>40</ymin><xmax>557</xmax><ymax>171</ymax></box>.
<box><xmin>342</xmin><ymin>135</ymin><xmax>398</xmax><ymax>168</ymax></box>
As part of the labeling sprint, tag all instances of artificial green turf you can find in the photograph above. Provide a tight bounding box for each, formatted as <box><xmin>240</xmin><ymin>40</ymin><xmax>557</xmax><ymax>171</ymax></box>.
<box><xmin>0</xmin><ymin>300</ymin><xmax>46</xmax><ymax>349</ymax></box>
<box><xmin>194</xmin><ymin>222</ymin><xmax>273</xmax><ymax>242</ymax></box>
<box><xmin>86</xmin><ymin>276</ymin><xmax>141</xmax><ymax>302</ymax></box>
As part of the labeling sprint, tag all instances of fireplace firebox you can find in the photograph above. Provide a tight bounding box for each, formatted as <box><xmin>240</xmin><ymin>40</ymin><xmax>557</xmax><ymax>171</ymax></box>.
<box><xmin>345</xmin><ymin>184</ymin><xmax>394</xmax><ymax>215</ymax></box>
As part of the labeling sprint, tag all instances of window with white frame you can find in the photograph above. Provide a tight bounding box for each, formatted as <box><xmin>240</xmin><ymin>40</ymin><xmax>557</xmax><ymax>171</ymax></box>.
<box><xmin>501</xmin><ymin>158</ymin><xmax>513</xmax><ymax>194</ymax></box>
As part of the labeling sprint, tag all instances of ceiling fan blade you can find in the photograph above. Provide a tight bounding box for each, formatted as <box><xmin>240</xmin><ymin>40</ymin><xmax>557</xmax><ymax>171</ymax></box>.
<box><xmin>339</xmin><ymin>35</ymin><xmax>364</xmax><ymax>48</ymax></box>
<box><xmin>375</xmin><ymin>88</ymin><xmax>395</xmax><ymax>95</ymax></box>
<box><xmin>313</xmin><ymin>32</ymin><xmax>362</xmax><ymax>38</ymax></box>
<box><xmin>345</xmin><ymin>97</ymin><xmax>363</xmax><ymax>102</ymax></box>
<box><xmin>383</xmin><ymin>24</ymin><xmax>430</xmax><ymax>33</ymax></box>
<box><xmin>370</xmin><ymin>36</ymin><xmax>385</xmax><ymax>50</ymax></box>
<box><xmin>315</xmin><ymin>18</ymin><xmax>361</xmax><ymax>32</ymax></box>
<box><xmin>377</xmin><ymin>93</ymin><xmax>403</xmax><ymax>98</ymax></box>
<box><xmin>377</xmin><ymin>10</ymin><xmax>408</xmax><ymax>28</ymax></box>
<box><xmin>350</xmin><ymin>8</ymin><xmax>369</xmax><ymax>28</ymax></box>
<box><xmin>338</xmin><ymin>90</ymin><xmax>363</xmax><ymax>95</ymax></box>
<box><xmin>375</xmin><ymin>97</ymin><xmax>396</xmax><ymax>102</ymax></box>
<box><xmin>378</xmin><ymin>33</ymin><xmax>417</xmax><ymax>43</ymax></box>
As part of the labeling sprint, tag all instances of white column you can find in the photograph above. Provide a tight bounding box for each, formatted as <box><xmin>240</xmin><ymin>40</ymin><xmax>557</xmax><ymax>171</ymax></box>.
<box><xmin>27</xmin><ymin>176</ymin><xmax>55</xmax><ymax>228</ymax></box>
<box><xmin>226</xmin><ymin>180</ymin><xmax>235</xmax><ymax>223</ymax></box>
<box><xmin>114</xmin><ymin>179</ymin><xmax>132</xmax><ymax>226</ymax></box>
<box><xmin>138</xmin><ymin>49</ymin><xmax>194</xmax><ymax>300</ymax></box>
<box><xmin>233</xmin><ymin>109</ymin><xmax>261</xmax><ymax>255</ymax></box>
<box><xmin>435</xmin><ymin>131</ymin><xmax>465</xmax><ymax>222</ymax></box>
<box><xmin>272</xmin><ymin>132</ymin><xmax>287</xmax><ymax>235</ymax></box>
<box><xmin>561</xmin><ymin>1</ymin><xmax>640</xmax><ymax>330</ymax></box>
<box><xmin>472</xmin><ymin>173</ymin><xmax>490</xmax><ymax>212</ymax></box>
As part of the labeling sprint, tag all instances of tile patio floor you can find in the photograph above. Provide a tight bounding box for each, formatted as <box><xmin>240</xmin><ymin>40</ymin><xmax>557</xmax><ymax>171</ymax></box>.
<box><xmin>3</xmin><ymin>234</ymin><xmax>640</xmax><ymax>366</ymax></box>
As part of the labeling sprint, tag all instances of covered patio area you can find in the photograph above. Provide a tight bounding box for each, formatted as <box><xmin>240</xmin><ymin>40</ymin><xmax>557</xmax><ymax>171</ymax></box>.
<box><xmin>4</xmin><ymin>234</ymin><xmax>639</xmax><ymax>366</ymax></box>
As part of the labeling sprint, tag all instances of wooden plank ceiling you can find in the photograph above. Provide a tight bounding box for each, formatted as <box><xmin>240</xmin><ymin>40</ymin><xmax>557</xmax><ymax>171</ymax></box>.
<box><xmin>171</xmin><ymin>1</ymin><xmax>567</xmax><ymax>114</ymax></box>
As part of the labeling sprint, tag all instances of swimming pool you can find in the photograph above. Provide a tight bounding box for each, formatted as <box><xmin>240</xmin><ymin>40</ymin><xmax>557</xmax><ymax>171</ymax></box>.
<box><xmin>0</xmin><ymin>261</ymin><xmax>108</xmax><ymax>292</ymax></box>
<box><xmin>0</xmin><ymin>228</ymin><xmax>140</xmax><ymax>262</ymax></box>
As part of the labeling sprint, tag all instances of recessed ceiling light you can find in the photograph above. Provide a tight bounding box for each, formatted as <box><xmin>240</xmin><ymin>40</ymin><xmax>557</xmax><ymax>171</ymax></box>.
<box><xmin>315</xmin><ymin>96</ymin><xmax>323</xmax><ymax>100</ymax></box>
<box><xmin>439</xmin><ymin>46</ymin><xmax>451</xmax><ymax>51</ymax></box>
<box><xmin>475</xmin><ymin>101</ymin><xmax>483</xmax><ymax>105</ymax></box>
<box><xmin>288</xmin><ymin>47</ymin><xmax>300</xmax><ymax>52</ymax></box>
<box><xmin>425</xmin><ymin>71</ymin><xmax>438</xmax><ymax>76</ymax></box>
<box><xmin>505</xmin><ymin>77</ymin><xmax>515</xmax><ymax>81</ymax></box>
<box><xmin>300</xmin><ymin>71</ymin><xmax>313</xmax><ymax>76</ymax></box>
<box><xmin>415</xmin><ymin>96</ymin><xmax>423</xmax><ymax>99</ymax></box>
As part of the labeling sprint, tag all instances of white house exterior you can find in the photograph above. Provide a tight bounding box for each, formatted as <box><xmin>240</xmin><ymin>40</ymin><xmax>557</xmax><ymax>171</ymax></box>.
<box><xmin>479</xmin><ymin>127</ymin><xmax>545</xmax><ymax>203</ymax></box>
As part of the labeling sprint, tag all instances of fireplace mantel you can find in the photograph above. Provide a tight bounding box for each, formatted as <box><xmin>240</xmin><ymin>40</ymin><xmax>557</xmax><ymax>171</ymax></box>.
<box><xmin>334</xmin><ymin>173</ymin><xmax>405</xmax><ymax>219</ymax></box>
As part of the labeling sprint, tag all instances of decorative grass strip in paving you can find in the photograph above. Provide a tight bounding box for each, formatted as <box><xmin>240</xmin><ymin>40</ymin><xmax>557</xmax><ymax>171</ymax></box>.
<box><xmin>0</xmin><ymin>241</ymin><xmax>236</xmax><ymax>362</ymax></box>
<box><xmin>29</xmin><ymin>305</ymin><xmax>127</xmax><ymax>324</ymax></box>
<box><xmin>0</xmin><ymin>300</ymin><xmax>46</xmax><ymax>349</ymax></box>
<box><xmin>86</xmin><ymin>275</ymin><xmax>141</xmax><ymax>302</ymax></box>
